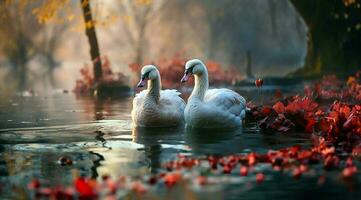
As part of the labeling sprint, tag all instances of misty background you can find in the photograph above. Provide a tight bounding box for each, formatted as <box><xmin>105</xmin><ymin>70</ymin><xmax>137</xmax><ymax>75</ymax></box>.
<box><xmin>0</xmin><ymin>0</ymin><xmax>307</xmax><ymax>93</ymax></box>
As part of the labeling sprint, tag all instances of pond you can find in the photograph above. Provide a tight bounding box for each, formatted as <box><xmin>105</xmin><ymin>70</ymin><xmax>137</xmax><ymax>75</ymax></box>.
<box><xmin>0</xmin><ymin>86</ymin><xmax>360</xmax><ymax>199</ymax></box>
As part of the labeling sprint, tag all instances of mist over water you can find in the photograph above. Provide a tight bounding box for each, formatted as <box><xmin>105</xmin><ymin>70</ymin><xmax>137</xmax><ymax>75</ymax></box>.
<box><xmin>0</xmin><ymin>0</ymin><xmax>306</xmax><ymax>93</ymax></box>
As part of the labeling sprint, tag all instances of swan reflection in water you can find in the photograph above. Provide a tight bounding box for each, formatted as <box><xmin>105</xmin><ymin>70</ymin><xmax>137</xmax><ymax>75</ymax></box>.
<box><xmin>132</xmin><ymin>126</ymin><xmax>185</xmax><ymax>173</ymax></box>
<box><xmin>184</xmin><ymin>126</ymin><xmax>243</xmax><ymax>156</ymax></box>
<box><xmin>132</xmin><ymin>125</ymin><xmax>244</xmax><ymax>171</ymax></box>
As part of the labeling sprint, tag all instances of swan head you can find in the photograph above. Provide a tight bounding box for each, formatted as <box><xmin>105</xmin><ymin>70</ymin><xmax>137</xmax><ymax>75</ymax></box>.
<box><xmin>137</xmin><ymin>65</ymin><xmax>160</xmax><ymax>87</ymax></box>
<box><xmin>181</xmin><ymin>59</ymin><xmax>206</xmax><ymax>83</ymax></box>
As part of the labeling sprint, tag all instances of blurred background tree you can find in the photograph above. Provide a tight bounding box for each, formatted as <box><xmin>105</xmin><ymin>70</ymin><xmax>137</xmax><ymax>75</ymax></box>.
<box><xmin>117</xmin><ymin>0</ymin><xmax>168</xmax><ymax>65</ymax></box>
<box><xmin>290</xmin><ymin>0</ymin><xmax>361</xmax><ymax>77</ymax></box>
<box><xmin>0</xmin><ymin>0</ymin><xmax>68</xmax><ymax>91</ymax></box>
<box><xmin>0</xmin><ymin>0</ymin><xmax>43</xmax><ymax>90</ymax></box>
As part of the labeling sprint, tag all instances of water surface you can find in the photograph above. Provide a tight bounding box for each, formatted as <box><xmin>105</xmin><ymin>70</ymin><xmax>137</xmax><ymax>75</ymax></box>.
<box><xmin>0</xmin><ymin>88</ymin><xmax>360</xmax><ymax>199</ymax></box>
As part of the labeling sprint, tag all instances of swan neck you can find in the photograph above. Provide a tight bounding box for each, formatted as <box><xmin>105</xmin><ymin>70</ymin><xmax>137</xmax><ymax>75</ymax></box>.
<box><xmin>146</xmin><ymin>76</ymin><xmax>161</xmax><ymax>103</ymax></box>
<box><xmin>190</xmin><ymin>71</ymin><xmax>208</xmax><ymax>101</ymax></box>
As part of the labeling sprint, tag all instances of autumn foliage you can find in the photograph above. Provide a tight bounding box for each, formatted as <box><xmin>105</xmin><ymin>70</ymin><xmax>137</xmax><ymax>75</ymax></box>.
<box><xmin>129</xmin><ymin>53</ymin><xmax>244</xmax><ymax>89</ymax></box>
<box><xmin>248</xmin><ymin>71</ymin><xmax>361</xmax><ymax>152</ymax></box>
<box><xmin>73</xmin><ymin>56</ymin><xmax>129</xmax><ymax>94</ymax></box>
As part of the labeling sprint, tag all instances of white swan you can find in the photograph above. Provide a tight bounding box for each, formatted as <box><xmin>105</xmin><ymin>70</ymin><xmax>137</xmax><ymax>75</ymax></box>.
<box><xmin>181</xmin><ymin>59</ymin><xmax>246</xmax><ymax>128</ymax></box>
<box><xmin>132</xmin><ymin>65</ymin><xmax>186</xmax><ymax>127</ymax></box>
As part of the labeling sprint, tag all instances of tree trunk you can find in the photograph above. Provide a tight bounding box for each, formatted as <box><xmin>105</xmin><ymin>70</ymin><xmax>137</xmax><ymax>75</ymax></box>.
<box><xmin>80</xmin><ymin>0</ymin><xmax>102</xmax><ymax>84</ymax></box>
<box><xmin>290</xmin><ymin>0</ymin><xmax>361</xmax><ymax>77</ymax></box>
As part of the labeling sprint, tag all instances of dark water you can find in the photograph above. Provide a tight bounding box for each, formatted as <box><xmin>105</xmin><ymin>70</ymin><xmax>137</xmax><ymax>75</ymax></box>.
<box><xmin>0</xmin><ymin>87</ymin><xmax>360</xmax><ymax>199</ymax></box>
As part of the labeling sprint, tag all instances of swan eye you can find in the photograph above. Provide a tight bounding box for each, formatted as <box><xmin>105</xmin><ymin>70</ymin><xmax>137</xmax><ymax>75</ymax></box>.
<box><xmin>141</xmin><ymin>71</ymin><xmax>151</xmax><ymax>79</ymax></box>
<box><xmin>185</xmin><ymin>66</ymin><xmax>194</xmax><ymax>74</ymax></box>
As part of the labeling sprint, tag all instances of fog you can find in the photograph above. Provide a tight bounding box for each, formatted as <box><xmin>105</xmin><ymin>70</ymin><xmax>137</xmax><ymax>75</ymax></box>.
<box><xmin>0</xmin><ymin>0</ymin><xmax>307</xmax><ymax>92</ymax></box>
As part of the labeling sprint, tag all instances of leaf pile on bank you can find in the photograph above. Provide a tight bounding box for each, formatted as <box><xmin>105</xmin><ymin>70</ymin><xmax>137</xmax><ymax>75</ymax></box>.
<box><xmin>248</xmin><ymin>71</ymin><xmax>361</xmax><ymax>152</ymax></box>
<box><xmin>73</xmin><ymin>55</ymin><xmax>129</xmax><ymax>95</ymax></box>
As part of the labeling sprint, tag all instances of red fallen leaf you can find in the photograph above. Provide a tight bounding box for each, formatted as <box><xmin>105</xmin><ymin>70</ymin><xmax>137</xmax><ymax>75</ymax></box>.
<box><xmin>255</xmin><ymin>78</ymin><xmax>264</xmax><ymax>88</ymax></box>
<box><xmin>132</xmin><ymin>181</ymin><xmax>147</xmax><ymax>195</ymax></box>
<box><xmin>299</xmin><ymin>164</ymin><xmax>308</xmax><ymax>173</ymax></box>
<box><xmin>315</xmin><ymin>110</ymin><xmax>324</xmax><ymax>116</ymax></box>
<box><xmin>305</xmin><ymin>118</ymin><xmax>317</xmax><ymax>133</ymax></box>
<box><xmin>148</xmin><ymin>176</ymin><xmax>158</xmax><ymax>185</ymax></box>
<box><xmin>209</xmin><ymin>159</ymin><xmax>218</xmax><ymax>170</ymax></box>
<box><xmin>288</xmin><ymin>145</ymin><xmax>301</xmax><ymax>157</ymax></box>
<box><xmin>28</xmin><ymin>179</ymin><xmax>41</xmax><ymax>190</ymax></box>
<box><xmin>273</xmin><ymin>102</ymin><xmax>285</xmax><ymax>114</ymax></box>
<box><xmin>74</xmin><ymin>177</ymin><xmax>96</xmax><ymax>198</ymax></box>
<box><xmin>346</xmin><ymin>157</ymin><xmax>353</xmax><ymax>167</ymax></box>
<box><xmin>223</xmin><ymin>165</ymin><xmax>232</xmax><ymax>174</ymax></box>
<box><xmin>105</xmin><ymin>179</ymin><xmax>117</xmax><ymax>195</ymax></box>
<box><xmin>256</xmin><ymin>173</ymin><xmax>265</xmax><ymax>184</ymax></box>
<box><xmin>297</xmin><ymin>150</ymin><xmax>313</xmax><ymax>160</ymax></box>
<box><xmin>273</xmin><ymin>166</ymin><xmax>282</xmax><ymax>171</ymax></box>
<box><xmin>261</xmin><ymin>107</ymin><xmax>273</xmax><ymax>116</ymax></box>
<box><xmin>321</xmin><ymin>146</ymin><xmax>335</xmax><ymax>157</ymax></box>
<box><xmin>317</xmin><ymin>175</ymin><xmax>326</xmax><ymax>186</ymax></box>
<box><xmin>339</xmin><ymin>105</ymin><xmax>351</xmax><ymax>118</ymax></box>
<box><xmin>323</xmin><ymin>155</ymin><xmax>340</xmax><ymax>169</ymax></box>
<box><xmin>292</xmin><ymin>168</ymin><xmax>302</xmax><ymax>179</ymax></box>
<box><xmin>248</xmin><ymin>153</ymin><xmax>257</xmax><ymax>166</ymax></box>
<box><xmin>342</xmin><ymin>166</ymin><xmax>357</xmax><ymax>179</ymax></box>
<box><xmin>196</xmin><ymin>176</ymin><xmax>207</xmax><ymax>185</ymax></box>
<box><xmin>158</xmin><ymin>173</ymin><xmax>166</xmax><ymax>178</ymax></box>
<box><xmin>240</xmin><ymin>166</ymin><xmax>248</xmax><ymax>176</ymax></box>
<box><xmin>36</xmin><ymin>188</ymin><xmax>52</xmax><ymax>197</ymax></box>
<box><xmin>53</xmin><ymin>188</ymin><xmax>74</xmax><ymax>200</ymax></box>
<box><xmin>163</xmin><ymin>172</ymin><xmax>182</xmax><ymax>188</ymax></box>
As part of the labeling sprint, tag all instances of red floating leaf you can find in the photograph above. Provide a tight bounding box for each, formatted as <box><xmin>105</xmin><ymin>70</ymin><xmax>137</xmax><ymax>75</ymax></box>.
<box><xmin>256</xmin><ymin>173</ymin><xmax>265</xmax><ymax>184</ymax></box>
<box><xmin>240</xmin><ymin>166</ymin><xmax>248</xmax><ymax>176</ymax></box>
<box><xmin>255</xmin><ymin>79</ymin><xmax>264</xmax><ymax>88</ymax></box>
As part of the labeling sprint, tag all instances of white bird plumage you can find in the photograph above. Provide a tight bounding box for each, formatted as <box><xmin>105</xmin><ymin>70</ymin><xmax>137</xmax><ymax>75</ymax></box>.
<box><xmin>181</xmin><ymin>59</ymin><xmax>246</xmax><ymax>128</ymax></box>
<box><xmin>132</xmin><ymin>65</ymin><xmax>185</xmax><ymax>127</ymax></box>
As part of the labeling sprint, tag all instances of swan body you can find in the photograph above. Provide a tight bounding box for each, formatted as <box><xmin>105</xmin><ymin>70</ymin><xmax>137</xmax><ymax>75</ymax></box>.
<box><xmin>181</xmin><ymin>59</ymin><xmax>246</xmax><ymax>128</ymax></box>
<box><xmin>132</xmin><ymin>65</ymin><xmax>185</xmax><ymax>127</ymax></box>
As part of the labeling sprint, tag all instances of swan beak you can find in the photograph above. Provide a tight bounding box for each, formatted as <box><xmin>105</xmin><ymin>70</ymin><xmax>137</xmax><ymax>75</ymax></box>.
<box><xmin>181</xmin><ymin>73</ymin><xmax>191</xmax><ymax>83</ymax></box>
<box><xmin>137</xmin><ymin>79</ymin><xmax>146</xmax><ymax>88</ymax></box>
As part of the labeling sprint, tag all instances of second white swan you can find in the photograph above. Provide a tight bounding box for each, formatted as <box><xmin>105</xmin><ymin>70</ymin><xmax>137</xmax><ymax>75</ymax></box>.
<box><xmin>181</xmin><ymin>59</ymin><xmax>246</xmax><ymax>128</ymax></box>
<box><xmin>132</xmin><ymin>65</ymin><xmax>185</xmax><ymax>127</ymax></box>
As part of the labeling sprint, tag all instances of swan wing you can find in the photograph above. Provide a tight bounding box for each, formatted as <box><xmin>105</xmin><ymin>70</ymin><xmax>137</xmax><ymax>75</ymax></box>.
<box><xmin>205</xmin><ymin>88</ymin><xmax>246</xmax><ymax>118</ymax></box>
<box><xmin>132</xmin><ymin>90</ymin><xmax>147</xmax><ymax>108</ymax></box>
<box><xmin>160</xmin><ymin>89</ymin><xmax>186</xmax><ymax>110</ymax></box>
